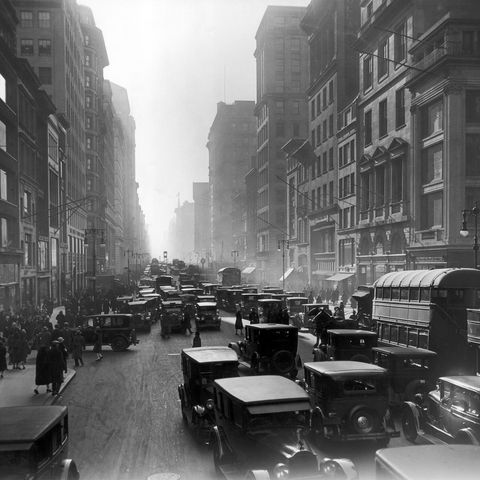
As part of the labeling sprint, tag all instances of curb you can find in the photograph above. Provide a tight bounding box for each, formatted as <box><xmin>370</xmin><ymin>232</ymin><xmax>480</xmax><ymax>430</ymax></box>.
<box><xmin>50</xmin><ymin>368</ymin><xmax>76</xmax><ymax>405</ymax></box>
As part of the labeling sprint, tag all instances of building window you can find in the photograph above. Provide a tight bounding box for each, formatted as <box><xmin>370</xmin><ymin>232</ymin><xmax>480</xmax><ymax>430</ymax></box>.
<box><xmin>311</xmin><ymin>129</ymin><xmax>315</xmax><ymax>146</ymax></box>
<box><xmin>0</xmin><ymin>169</ymin><xmax>6</xmax><ymax>201</ymax></box>
<box><xmin>421</xmin><ymin>100</ymin><xmax>443</xmax><ymax>138</ymax></box>
<box><xmin>0</xmin><ymin>120</ymin><xmax>6</xmax><ymax>152</ymax></box>
<box><xmin>364</xmin><ymin>110</ymin><xmax>372</xmax><ymax>145</ymax></box>
<box><xmin>86</xmin><ymin>115</ymin><xmax>92</xmax><ymax>129</ymax></box>
<box><xmin>466</xmin><ymin>135</ymin><xmax>480</xmax><ymax>176</ymax></box>
<box><xmin>20</xmin><ymin>39</ymin><xmax>34</xmax><ymax>55</ymax></box>
<box><xmin>85</xmin><ymin>54</ymin><xmax>91</xmax><ymax>67</ymax></box>
<box><xmin>422</xmin><ymin>143</ymin><xmax>443</xmax><ymax>184</ymax></box>
<box><xmin>378</xmin><ymin>39</ymin><xmax>389</xmax><ymax>79</ymax></box>
<box><xmin>328</xmin><ymin>79</ymin><xmax>334</xmax><ymax>104</ymax></box>
<box><xmin>322</xmin><ymin>120</ymin><xmax>327</xmax><ymax>141</ymax></box>
<box><xmin>363</xmin><ymin>55</ymin><xmax>373</xmax><ymax>91</ymax></box>
<box><xmin>38</xmin><ymin>67</ymin><xmax>52</xmax><ymax>85</ymax></box>
<box><xmin>85</xmin><ymin>95</ymin><xmax>92</xmax><ymax>108</ymax></box>
<box><xmin>322</xmin><ymin>88</ymin><xmax>327</xmax><ymax>110</ymax></box>
<box><xmin>311</xmin><ymin>189</ymin><xmax>316</xmax><ymax>211</ymax></box>
<box><xmin>0</xmin><ymin>217</ymin><xmax>7</xmax><ymax>247</ymax></box>
<box><xmin>316</xmin><ymin>95</ymin><xmax>321</xmax><ymax>117</ymax></box>
<box><xmin>24</xmin><ymin>233</ymin><xmax>33</xmax><ymax>266</ymax></box>
<box><xmin>20</xmin><ymin>11</ymin><xmax>33</xmax><ymax>27</ymax></box>
<box><xmin>376</xmin><ymin>166</ymin><xmax>385</xmax><ymax>206</ymax></box>
<box><xmin>322</xmin><ymin>152</ymin><xmax>327</xmax><ymax>173</ymax></box>
<box><xmin>38</xmin><ymin>11</ymin><xmax>51</xmax><ymax>28</ymax></box>
<box><xmin>392</xmin><ymin>159</ymin><xmax>403</xmax><ymax>202</ymax></box>
<box><xmin>38</xmin><ymin>241</ymin><xmax>48</xmax><ymax>270</ymax></box>
<box><xmin>421</xmin><ymin>192</ymin><xmax>443</xmax><ymax>229</ymax></box>
<box><xmin>86</xmin><ymin>136</ymin><xmax>93</xmax><ymax>150</ymax></box>
<box><xmin>395</xmin><ymin>88</ymin><xmax>405</xmax><ymax>127</ymax></box>
<box><xmin>23</xmin><ymin>191</ymin><xmax>33</xmax><ymax>218</ymax></box>
<box><xmin>329</xmin><ymin>147</ymin><xmax>334</xmax><ymax>170</ymax></box>
<box><xmin>84</xmin><ymin>34</ymin><xmax>90</xmax><ymax>46</ymax></box>
<box><xmin>329</xmin><ymin>181</ymin><xmax>334</xmax><ymax>205</ymax></box>
<box><xmin>310</xmin><ymin>100</ymin><xmax>315</xmax><ymax>120</ymax></box>
<box><xmin>38</xmin><ymin>39</ymin><xmax>51</xmax><ymax>55</ymax></box>
<box><xmin>292</xmin><ymin>101</ymin><xmax>300</xmax><ymax>115</ymax></box>
<box><xmin>394</xmin><ymin>21</ymin><xmax>407</xmax><ymax>65</ymax></box>
<box><xmin>329</xmin><ymin>114</ymin><xmax>334</xmax><ymax>137</ymax></box>
<box><xmin>379</xmin><ymin>99</ymin><xmax>388</xmax><ymax>137</ymax></box>
<box><xmin>361</xmin><ymin>173</ymin><xmax>371</xmax><ymax>210</ymax></box>
<box><xmin>466</xmin><ymin>90</ymin><xmax>480</xmax><ymax>123</ymax></box>
<box><xmin>350</xmin><ymin>139</ymin><xmax>355</xmax><ymax>163</ymax></box>
<box><xmin>316</xmin><ymin>125</ymin><xmax>321</xmax><ymax>146</ymax></box>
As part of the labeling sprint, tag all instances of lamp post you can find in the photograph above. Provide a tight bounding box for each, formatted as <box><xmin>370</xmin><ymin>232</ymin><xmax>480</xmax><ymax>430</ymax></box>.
<box><xmin>460</xmin><ymin>202</ymin><xmax>480</xmax><ymax>269</ymax></box>
<box><xmin>84</xmin><ymin>228</ymin><xmax>105</xmax><ymax>302</ymax></box>
<box><xmin>278</xmin><ymin>239</ymin><xmax>290</xmax><ymax>292</ymax></box>
<box><xmin>231</xmin><ymin>250</ymin><xmax>239</xmax><ymax>267</ymax></box>
<box><xmin>125</xmin><ymin>249</ymin><xmax>133</xmax><ymax>291</ymax></box>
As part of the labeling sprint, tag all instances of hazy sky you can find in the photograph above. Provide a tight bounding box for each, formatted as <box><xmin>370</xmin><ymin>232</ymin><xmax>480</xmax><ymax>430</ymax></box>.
<box><xmin>79</xmin><ymin>0</ymin><xmax>308</xmax><ymax>257</ymax></box>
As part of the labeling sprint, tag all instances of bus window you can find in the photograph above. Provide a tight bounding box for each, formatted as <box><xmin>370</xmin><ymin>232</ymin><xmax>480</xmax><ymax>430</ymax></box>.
<box><xmin>447</xmin><ymin>289</ymin><xmax>465</xmax><ymax>305</ymax></box>
<box><xmin>383</xmin><ymin>287</ymin><xmax>391</xmax><ymax>299</ymax></box>
<box><xmin>433</xmin><ymin>289</ymin><xmax>448</xmax><ymax>298</ymax></box>
<box><xmin>390</xmin><ymin>326</ymin><xmax>398</xmax><ymax>343</ymax></box>
<box><xmin>375</xmin><ymin>287</ymin><xmax>382</xmax><ymax>299</ymax></box>
<box><xmin>420</xmin><ymin>288</ymin><xmax>430</xmax><ymax>301</ymax></box>
<box><xmin>398</xmin><ymin>327</ymin><xmax>407</xmax><ymax>346</ymax></box>
<box><xmin>392</xmin><ymin>288</ymin><xmax>400</xmax><ymax>300</ymax></box>
<box><xmin>418</xmin><ymin>331</ymin><xmax>429</xmax><ymax>349</ymax></box>
<box><xmin>400</xmin><ymin>288</ymin><xmax>409</xmax><ymax>300</ymax></box>
<box><xmin>410</xmin><ymin>288</ymin><xmax>419</xmax><ymax>301</ymax></box>
<box><xmin>408</xmin><ymin>329</ymin><xmax>418</xmax><ymax>347</ymax></box>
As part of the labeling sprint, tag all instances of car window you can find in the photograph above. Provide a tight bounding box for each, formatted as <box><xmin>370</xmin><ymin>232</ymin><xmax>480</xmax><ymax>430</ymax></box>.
<box><xmin>343</xmin><ymin>379</ymin><xmax>376</xmax><ymax>393</ymax></box>
<box><xmin>103</xmin><ymin>317</ymin><xmax>111</xmax><ymax>327</ymax></box>
<box><xmin>111</xmin><ymin>317</ymin><xmax>124</xmax><ymax>327</ymax></box>
<box><xmin>374</xmin><ymin>353</ymin><xmax>389</xmax><ymax>369</ymax></box>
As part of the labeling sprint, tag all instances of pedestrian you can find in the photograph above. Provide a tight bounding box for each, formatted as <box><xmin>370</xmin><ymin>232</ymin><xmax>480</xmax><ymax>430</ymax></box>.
<box><xmin>48</xmin><ymin>341</ymin><xmax>64</xmax><ymax>396</ymax></box>
<box><xmin>235</xmin><ymin>309</ymin><xmax>243</xmax><ymax>335</ymax></box>
<box><xmin>93</xmin><ymin>329</ymin><xmax>103</xmax><ymax>361</ymax></box>
<box><xmin>57</xmin><ymin>337</ymin><xmax>69</xmax><ymax>373</ymax></box>
<box><xmin>56</xmin><ymin>310</ymin><xmax>66</xmax><ymax>326</ymax></box>
<box><xmin>192</xmin><ymin>331</ymin><xmax>201</xmax><ymax>348</ymax></box>
<box><xmin>0</xmin><ymin>338</ymin><xmax>6</xmax><ymax>378</ymax></box>
<box><xmin>36</xmin><ymin>326</ymin><xmax>51</xmax><ymax>349</ymax></box>
<box><xmin>248</xmin><ymin>308</ymin><xmax>259</xmax><ymax>325</ymax></box>
<box><xmin>183</xmin><ymin>309</ymin><xmax>193</xmax><ymax>335</ymax></box>
<box><xmin>34</xmin><ymin>345</ymin><xmax>52</xmax><ymax>394</ymax></box>
<box><xmin>18</xmin><ymin>329</ymin><xmax>30</xmax><ymax>369</ymax></box>
<box><xmin>280</xmin><ymin>307</ymin><xmax>290</xmax><ymax>325</ymax></box>
<box><xmin>72</xmin><ymin>329</ymin><xmax>85</xmax><ymax>367</ymax></box>
<box><xmin>313</xmin><ymin>308</ymin><xmax>334</xmax><ymax>347</ymax></box>
<box><xmin>308</xmin><ymin>291</ymin><xmax>314</xmax><ymax>303</ymax></box>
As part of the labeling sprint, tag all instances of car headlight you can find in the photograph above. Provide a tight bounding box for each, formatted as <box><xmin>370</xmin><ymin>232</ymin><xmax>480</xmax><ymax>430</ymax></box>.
<box><xmin>206</xmin><ymin>398</ymin><xmax>214</xmax><ymax>410</ymax></box>
<box><xmin>273</xmin><ymin>463</ymin><xmax>289</xmax><ymax>479</ymax></box>
<box><xmin>320</xmin><ymin>459</ymin><xmax>342</xmax><ymax>477</ymax></box>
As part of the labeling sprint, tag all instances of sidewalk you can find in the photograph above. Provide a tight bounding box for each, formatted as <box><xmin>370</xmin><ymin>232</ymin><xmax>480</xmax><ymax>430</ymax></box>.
<box><xmin>0</xmin><ymin>354</ymin><xmax>76</xmax><ymax>407</ymax></box>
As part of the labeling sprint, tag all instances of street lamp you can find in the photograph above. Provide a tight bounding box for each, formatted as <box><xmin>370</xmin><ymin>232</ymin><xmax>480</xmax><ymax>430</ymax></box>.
<box><xmin>84</xmin><ymin>228</ymin><xmax>106</xmax><ymax>302</ymax></box>
<box><xmin>278</xmin><ymin>239</ymin><xmax>290</xmax><ymax>292</ymax></box>
<box><xmin>124</xmin><ymin>249</ymin><xmax>133</xmax><ymax>290</ymax></box>
<box><xmin>231</xmin><ymin>250</ymin><xmax>239</xmax><ymax>267</ymax></box>
<box><xmin>460</xmin><ymin>202</ymin><xmax>480</xmax><ymax>269</ymax></box>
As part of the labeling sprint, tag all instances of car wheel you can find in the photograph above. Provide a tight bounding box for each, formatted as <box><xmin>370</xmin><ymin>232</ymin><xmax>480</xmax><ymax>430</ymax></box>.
<box><xmin>349</xmin><ymin>407</ymin><xmax>379</xmax><ymax>434</ymax></box>
<box><xmin>271</xmin><ymin>350</ymin><xmax>295</xmax><ymax>375</ymax></box>
<box><xmin>455</xmin><ymin>429</ymin><xmax>480</xmax><ymax>445</ymax></box>
<box><xmin>111</xmin><ymin>336</ymin><xmax>128</xmax><ymax>351</ymax></box>
<box><xmin>401</xmin><ymin>409</ymin><xmax>418</xmax><ymax>443</ymax></box>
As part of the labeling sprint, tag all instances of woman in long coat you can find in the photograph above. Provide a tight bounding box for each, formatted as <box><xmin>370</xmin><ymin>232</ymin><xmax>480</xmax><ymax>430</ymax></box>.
<box><xmin>0</xmin><ymin>338</ymin><xmax>7</xmax><ymax>378</ymax></box>
<box><xmin>235</xmin><ymin>309</ymin><xmax>243</xmax><ymax>335</ymax></box>
<box><xmin>47</xmin><ymin>342</ymin><xmax>64</xmax><ymax>396</ymax></box>
<box><xmin>34</xmin><ymin>345</ymin><xmax>51</xmax><ymax>394</ymax></box>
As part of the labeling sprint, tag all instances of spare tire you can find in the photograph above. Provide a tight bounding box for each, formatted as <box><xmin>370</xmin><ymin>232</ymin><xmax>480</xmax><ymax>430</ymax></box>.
<box><xmin>271</xmin><ymin>350</ymin><xmax>295</xmax><ymax>375</ymax></box>
<box><xmin>349</xmin><ymin>406</ymin><xmax>380</xmax><ymax>434</ymax></box>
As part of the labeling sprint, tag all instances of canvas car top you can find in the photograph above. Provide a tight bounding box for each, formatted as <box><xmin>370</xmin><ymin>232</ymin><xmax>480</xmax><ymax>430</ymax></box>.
<box><xmin>214</xmin><ymin>375</ymin><xmax>309</xmax><ymax>405</ymax></box>
<box><xmin>372</xmin><ymin>345</ymin><xmax>437</xmax><ymax>357</ymax></box>
<box><xmin>247</xmin><ymin>323</ymin><xmax>297</xmax><ymax>331</ymax></box>
<box><xmin>196</xmin><ymin>302</ymin><xmax>218</xmax><ymax>308</ymax></box>
<box><xmin>0</xmin><ymin>406</ymin><xmax>67</xmax><ymax>444</ymax></box>
<box><xmin>327</xmin><ymin>329</ymin><xmax>377</xmax><ymax>337</ymax></box>
<box><xmin>182</xmin><ymin>346</ymin><xmax>238</xmax><ymax>364</ymax></box>
<box><xmin>376</xmin><ymin>445</ymin><xmax>480</xmax><ymax>480</ymax></box>
<box><xmin>304</xmin><ymin>361</ymin><xmax>387</xmax><ymax>379</ymax></box>
<box><xmin>438</xmin><ymin>375</ymin><xmax>480</xmax><ymax>394</ymax></box>
<box><xmin>128</xmin><ymin>300</ymin><xmax>149</xmax><ymax>306</ymax></box>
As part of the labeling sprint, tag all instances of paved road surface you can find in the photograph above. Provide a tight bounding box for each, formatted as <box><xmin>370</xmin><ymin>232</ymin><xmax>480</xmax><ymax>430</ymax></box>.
<box><xmin>58</xmin><ymin>314</ymin><xmax>408</xmax><ymax>480</ymax></box>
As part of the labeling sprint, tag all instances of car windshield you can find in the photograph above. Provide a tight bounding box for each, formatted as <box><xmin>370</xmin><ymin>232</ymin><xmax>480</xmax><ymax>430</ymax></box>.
<box><xmin>198</xmin><ymin>363</ymin><xmax>237</xmax><ymax>382</ymax></box>
<box><xmin>0</xmin><ymin>451</ymin><xmax>31</xmax><ymax>476</ymax></box>
<box><xmin>247</xmin><ymin>410</ymin><xmax>308</xmax><ymax>432</ymax></box>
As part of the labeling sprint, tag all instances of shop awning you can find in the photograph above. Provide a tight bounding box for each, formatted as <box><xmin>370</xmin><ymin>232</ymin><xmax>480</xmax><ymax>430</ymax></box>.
<box><xmin>351</xmin><ymin>289</ymin><xmax>372</xmax><ymax>300</ymax></box>
<box><xmin>242</xmin><ymin>266</ymin><xmax>256</xmax><ymax>275</ymax></box>
<box><xmin>326</xmin><ymin>272</ymin><xmax>355</xmax><ymax>282</ymax></box>
<box><xmin>279</xmin><ymin>267</ymin><xmax>295</xmax><ymax>282</ymax></box>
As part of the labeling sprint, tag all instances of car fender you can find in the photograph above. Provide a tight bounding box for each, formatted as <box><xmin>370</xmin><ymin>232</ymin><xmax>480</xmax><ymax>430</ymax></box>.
<box><xmin>402</xmin><ymin>401</ymin><xmax>423</xmax><ymax>432</ymax></box>
<box><xmin>211</xmin><ymin>425</ymin><xmax>234</xmax><ymax>462</ymax></box>
<box><xmin>319</xmin><ymin>458</ymin><xmax>358</xmax><ymax>480</ymax></box>
<box><xmin>228</xmin><ymin>342</ymin><xmax>241</xmax><ymax>357</ymax></box>
<box><xmin>455</xmin><ymin>428</ymin><xmax>480</xmax><ymax>445</ymax></box>
<box><xmin>58</xmin><ymin>459</ymin><xmax>80</xmax><ymax>480</ymax></box>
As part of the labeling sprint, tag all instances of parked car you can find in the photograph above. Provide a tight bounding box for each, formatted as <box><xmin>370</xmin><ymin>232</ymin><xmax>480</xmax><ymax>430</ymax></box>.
<box><xmin>228</xmin><ymin>324</ymin><xmax>301</xmax><ymax>378</ymax></box>
<box><xmin>78</xmin><ymin>313</ymin><xmax>138</xmax><ymax>351</ymax></box>
<box><xmin>313</xmin><ymin>329</ymin><xmax>378</xmax><ymax>363</ymax></box>
<box><xmin>0</xmin><ymin>406</ymin><xmax>79</xmax><ymax>479</ymax></box>
<box><xmin>178</xmin><ymin>346</ymin><xmax>239</xmax><ymax>443</ymax></box>
<box><xmin>375</xmin><ymin>445</ymin><xmax>480</xmax><ymax>480</ymax></box>
<box><xmin>160</xmin><ymin>299</ymin><xmax>184</xmax><ymax>335</ymax></box>
<box><xmin>195</xmin><ymin>301</ymin><xmax>221</xmax><ymax>330</ymax></box>
<box><xmin>372</xmin><ymin>346</ymin><xmax>438</xmax><ymax>404</ymax></box>
<box><xmin>303</xmin><ymin>361</ymin><xmax>398</xmax><ymax>446</ymax></box>
<box><xmin>401</xmin><ymin>375</ymin><xmax>480</xmax><ymax>444</ymax></box>
<box><xmin>211</xmin><ymin>375</ymin><xmax>357</xmax><ymax>479</ymax></box>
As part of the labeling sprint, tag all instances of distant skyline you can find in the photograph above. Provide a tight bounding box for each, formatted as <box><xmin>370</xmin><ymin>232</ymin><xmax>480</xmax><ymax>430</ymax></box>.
<box><xmin>78</xmin><ymin>0</ymin><xmax>309</xmax><ymax>257</ymax></box>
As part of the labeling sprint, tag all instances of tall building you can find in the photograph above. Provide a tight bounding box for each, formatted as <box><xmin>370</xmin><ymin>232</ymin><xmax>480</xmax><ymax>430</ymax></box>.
<box><xmin>172</xmin><ymin>201</ymin><xmax>194</xmax><ymax>262</ymax></box>
<box><xmin>14</xmin><ymin>0</ymin><xmax>87</xmax><ymax>295</ymax></box>
<box><xmin>254</xmin><ymin>6</ymin><xmax>309</xmax><ymax>285</ymax></box>
<box><xmin>207</xmin><ymin>101</ymin><xmax>257</xmax><ymax>266</ymax></box>
<box><xmin>192</xmin><ymin>182</ymin><xmax>210</xmax><ymax>259</ymax></box>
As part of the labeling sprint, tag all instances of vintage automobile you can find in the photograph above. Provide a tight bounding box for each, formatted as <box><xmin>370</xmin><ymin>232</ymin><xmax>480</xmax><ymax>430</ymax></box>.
<box><xmin>160</xmin><ymin>299</ymin><xmax>185</xmax><ymax>336</ymax></box>
<box><xmin>286</xmin><ymin>297</ymin><xmax>309</xmax><ymax>328</ymax></box>
<box><xmin>303</xmin><ymin>361</ymin><xmax>398</xmax><ymax>446</ymax></box>
<box><xmin>222</xmin><ymin>289</ymin><xmax>244</xmax><ymax>313</ymax></box>
<box><xmin>261</xmin><ymin>287</ymin><xmax>284</xmax><ymax>295</ymax></box>
<box><xmin>240</xmin><ymin>293</ymin><xmax>272</xmax><ymax>319</ymax></box>
<box><xmin>78</xmin><ymin>313</ymin><xmax>138</xmax><ymax>351</ymax></box>
<box><xmin>229</xmin><ymin>324</ymin><xmax>301</xmax><ymax>378</ymax></box>
<box><xmin>137</xmin><ymin>293</ymin><xmax>161</xmax><ymax>323</ymax></box>
<box><xmin>127</xmin><ymin>299</ymin><xmax>153</xmax><ymax>333</ymax></box>
<box><xmin>211</xmin><ymin>375</ymin><xmax>357</xmax><ymax>480</ymax></box>
<box><xmin>257</xmin><ymin>298</ymin><xmax>283</xmax><ymax>323</ymax></box>
<box><xmin>158</xmin><ymin>286</ymin><xmax>180</xmax><ymax>301</ymax></box>
<box><xmin>401</xmin><ymin>375</ymin><xmax>480</xmax><ymax>444</ymax></box>
<box><xmin>372</xmin><ymin>346</ymin><xmax>438</xmax><ymax>404</ymax></box>
<box><xmin>0</xmin><ymin>405</ymin><xmax>80</xmax><ymax>479</ymax></box>
<box><xmin>313</xmin><ymin>329</ymin><xmax>378</xmax><ymax>363</ymax></box>
<box><xmin>196</xmin><ymin>295</ymin><xmax>216</xmax><ymax>303</ymax></box>
<box><xmin>299</xmin><ymin>303</ymin><xmax>330</xmax><ymax>332</ymax></box>
<box><xmin>195</xmin><ymin>301</ymin><xmax>221</xmax><ymax>330</ymax></box>
<box><xmin>115</xmin><ymin>294</ymin><xmax>134</xmax><ymax>313</ymax></box>
<box><xmin>178</xmin><ymin>346</ymin><xmax>239</xmax><ymax>443</ymax></box>
<box><xmin>138</xmin><ymin>287</ymin><xmax>156</xmax><ymax>296</ymax></box>
<box><xmin>375</xmin><ymin>445</ymin><xmax>480</xmax><ymax>480</ymax></box>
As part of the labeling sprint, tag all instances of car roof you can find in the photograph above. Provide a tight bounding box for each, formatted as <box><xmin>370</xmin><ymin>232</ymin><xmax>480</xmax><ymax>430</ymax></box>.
<box><xmin>196</xmin><ymin>302</ymin><xmax>217</xmax><ymax>307</ymax></box>
<box><xmin>376</xmin><ymin>445</ymin><xmax>480</xmax><ymax>480</ymax></box>
<box><xmin>82</xmin><ymin>313</ymin><xmax>133</xmax><ymax>318</ymax></box>
<box><xmin>372</xmin><ymin>346</ymin><xmax>437</xmax><ymax>357</ymax></box>
<box><xmin>182</xmin><ymin>346</ymin><xmax>238</xmax><ymax>364</ymax></box>
<box><xmin>0</xmin><ymin>406</ymin><xmax>67</xmax><ymax>445</ymax></box>
<box><xmin>116</xmin><ymin>295</ymin><xmax>134</xmax><ymax>301</ymax></box>
<box><xmin>257</xmin><ymin>298</ymin><xmax>283</xmax><ymax>303</ymax></box>
<box><xmin>304</xmin><ymin>361</ymin><xmax>387</xmax><ymax>379</ymax></box>
<box><xmin>214</xmin><ymin>375</ymin><xmax>309</xmax><ymax>405</ymax></box>
<box><xmin>328</xmin><ymin>329</ymin><xmax>377</xmax><ymax>337</ymax></box>
<box><xmin>287</xmin><ymin>297</ymin><xmax>308</xmax><ymax>301</ymax></box>
<box><xmin>162</xmin><ymin>300</ymin><xmax>182</xmax><ymax>305</ymax></box>
<box><xmin>140</xmin><ymin>293</ymin><xmax>160</xmax><ymax>298</ymax></box>
<box><xmin>128</xmin><ymin>300</ymin><xmax>148</xmax><ymax>306</ymax></box>
<box><xmin>439</xmin><ymin>376</ymin><xmax>480</xmax><ymax>393</ymax></box>
<box><xmin>247</xmin><ymin>323</ymin><xmax>297</xmax><ymax>330</ymax></box>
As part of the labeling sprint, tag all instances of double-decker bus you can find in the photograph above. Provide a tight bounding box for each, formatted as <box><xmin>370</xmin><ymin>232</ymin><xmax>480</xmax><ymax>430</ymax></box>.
<box><xmin>373</xmin><ymin>268</ymin><xmax>480</xmax><ymax>375</ymax></box>
<box><xmin>217</xmin><ymin>267</ymin><xmax>241</xmax><ymax>286</ymax></box>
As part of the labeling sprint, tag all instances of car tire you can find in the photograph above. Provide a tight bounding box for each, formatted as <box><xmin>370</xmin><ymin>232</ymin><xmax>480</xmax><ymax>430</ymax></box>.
<box><xmin>271</xmin><ymin>350</ymin><xmax>295</xmax><ymax>375</ymax></box>
<box><xmin>350</xmin><ymin>354</ymin><xmax>371</xmax><ymax>363</ymax></box>
<box><xmin>349</xmin><ymin>407</ymin><xmax>380</xmax><ymax>434</ymax></box>
<box><xmin>455</xmin><ymin>429</ymin><xmax>480</xmax><ymax>445</ymax></box>
<box><xmin>111</xmin><ymin>336</ymin><xmax>128</xmax><ymax>351</ymax></box>
<box><xmin>58</xmin><ymin>459</ymin><xmax>80</xmax><ymax>480</ymax></box>
<box><xmin>401</xmin><ymin>408</ymin><xmax>418</xmax><ymax>443</ymax></box>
